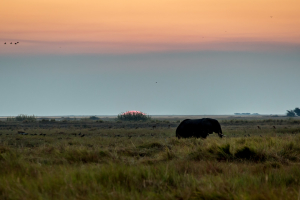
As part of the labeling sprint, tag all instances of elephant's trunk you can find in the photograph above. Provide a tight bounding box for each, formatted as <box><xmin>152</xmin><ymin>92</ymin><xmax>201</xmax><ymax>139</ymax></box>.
<box><xmin>218</xmin><ymin>130</ymin><xmax>224</xmax><ymax>138</ymax></box>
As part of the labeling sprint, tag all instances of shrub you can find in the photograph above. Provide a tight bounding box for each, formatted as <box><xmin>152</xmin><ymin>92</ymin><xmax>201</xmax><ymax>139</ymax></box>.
<box><xmin>117</xmin><ymin>111</ymin><xmax>151</xmax><ymax>121</ymax></box>
<box><xmin>234</xmin><ymin>146</ymin><xmax>266</xmax><ymax>161</ymax></box>
<box><xmin>294</xmin><ymin>107</ymin><xmax>300</xmax><ymax>116</ymax></box>
<box><xmin>286</xmin><ymin>110</ymin><xmax>296</xmax><ymax>117</ymax></box>
<box><xmin>89</xmin><ymin>116</ymin><xmax>100</xmax><ymax>120</ymax></box>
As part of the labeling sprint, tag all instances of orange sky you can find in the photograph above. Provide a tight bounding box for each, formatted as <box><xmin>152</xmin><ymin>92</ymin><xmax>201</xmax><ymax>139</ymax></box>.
<box><xmin>1</xmin><ymin>0</ymin><xmax>300</xmax><ymax>54</ymax></box>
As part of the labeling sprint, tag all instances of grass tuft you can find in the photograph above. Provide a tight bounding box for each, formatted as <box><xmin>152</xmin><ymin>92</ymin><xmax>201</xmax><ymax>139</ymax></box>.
<box><xmin>234</xmin><ymin>146</ymin><xmax>266</xmax><ymax>162</ymax></box>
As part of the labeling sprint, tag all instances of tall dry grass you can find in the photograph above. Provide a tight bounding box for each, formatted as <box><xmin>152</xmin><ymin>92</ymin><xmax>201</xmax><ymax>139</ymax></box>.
<box><xmin>0</xmin><ymin>120</ymin><xmax>299</xmax><ymax>199</ymax></box>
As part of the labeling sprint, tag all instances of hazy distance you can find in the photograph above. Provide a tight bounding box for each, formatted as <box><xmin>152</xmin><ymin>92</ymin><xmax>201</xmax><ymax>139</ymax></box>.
<box><xmin>1</xmin><ymin>51</ymin><xmax>299</xmax><ymax>116</ymax></box>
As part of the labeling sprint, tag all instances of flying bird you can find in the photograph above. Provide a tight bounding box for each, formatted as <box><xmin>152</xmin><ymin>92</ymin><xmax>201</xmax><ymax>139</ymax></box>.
<box><xmin>4</xmin><ymin>42</ymin><xmax>6</xmax><ymax>44</ymax></box>
<box><xmin>15</xmin><ymin>43</ymin><xmax>17</xmax><ymax>45</ymax></box>
<box><xmin>10</xmin><ymin>42</ymin><xmax>12</xmax><ymax>44</ymax></box>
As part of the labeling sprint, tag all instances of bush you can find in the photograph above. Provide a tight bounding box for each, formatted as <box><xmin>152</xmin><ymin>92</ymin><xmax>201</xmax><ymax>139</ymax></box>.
<box><xmin>117</xmin><ymin>111</ymin><xmax>151</xmax><ymax>121</ymax></box>
<box><xmin>294</xmin><ymin>107</ymin><xmax>300</xmax><ymax>116</ymax></box>
<box><xmin>286</xmin><ymin>110</ymin><xmax>296</xmax><ymax>117</ymax></box>
<box><xmin>89</xmin><ymin>116</ymin><xmax>100</xmax><ymax>120</ymax></box>
<box><xmin>234</xmin><ymin>146</ymin><xmax>266</xmax><ymax>161</ymax></box>
<box><xmin>41</xmin><ymin>119</ymin><xmax>50</xmax><ymax>123</ymax></box>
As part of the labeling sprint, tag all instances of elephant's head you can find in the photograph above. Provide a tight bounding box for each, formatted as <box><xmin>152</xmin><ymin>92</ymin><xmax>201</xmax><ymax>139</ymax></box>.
<box><xmin>208</xmin><ymin>120</ymin><xmax>224</xmax><ymax>138</ymax></box>
<box><xmin>213</xmin><ymin>123</ymin><xmax>224</xmax><ymax>138</ymax></box>
<box><xmin>218</xmin><ymin>132</ymin><xmax>225</xmax><ymax>138</ymax></box>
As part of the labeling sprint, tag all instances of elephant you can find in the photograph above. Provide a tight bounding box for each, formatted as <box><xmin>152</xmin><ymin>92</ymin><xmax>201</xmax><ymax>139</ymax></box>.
<box><xmin>176</xmin><ymin>118</ymin><xmax>224</xmax><ymax>139</ymax></box>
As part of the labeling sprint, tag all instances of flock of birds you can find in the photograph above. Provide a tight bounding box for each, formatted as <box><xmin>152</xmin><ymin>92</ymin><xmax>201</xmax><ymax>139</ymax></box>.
<box><xmin>4</xmin><ymin>42</ymin><xmax>19</xmax><ymax>45</ymax></box>
<box><xmin>2</xmin><ymin>16</ymin><xmax>273</xmax><ymax>47</ymax></box>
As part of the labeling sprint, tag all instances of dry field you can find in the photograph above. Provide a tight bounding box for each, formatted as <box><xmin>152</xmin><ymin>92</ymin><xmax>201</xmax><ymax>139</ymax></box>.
<box><xmin>0</xmin><ymin>117</ymin><xmax>300</xmax><ymax>199</ymax></box>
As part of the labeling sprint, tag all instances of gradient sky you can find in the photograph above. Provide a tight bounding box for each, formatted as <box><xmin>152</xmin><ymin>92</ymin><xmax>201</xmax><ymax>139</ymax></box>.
<box><xmin>1</xmin><ymin>0</ymin><xmax>300</xmax><ymax>116</ymax></box>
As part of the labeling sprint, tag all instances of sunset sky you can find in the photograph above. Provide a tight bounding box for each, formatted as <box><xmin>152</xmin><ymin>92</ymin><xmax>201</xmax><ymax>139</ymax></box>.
<box><xmin>1</xmin><ymin>0</ymin><xmax>300</xmax><ymax>116</ymax></box>
<box><xmin>1</xmin><ymin>0</ymin><xmax>300</xmax><ymax>54</ymax></box>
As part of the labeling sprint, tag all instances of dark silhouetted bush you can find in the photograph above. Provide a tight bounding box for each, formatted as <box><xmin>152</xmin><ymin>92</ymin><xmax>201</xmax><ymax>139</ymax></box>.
<box><xmin>117</xmin><ymin>111</ymin><xmax>151</xmax><ymax>121</ymax></box>
<box><xmin>89</xmin><ymin>116</ymin><xmax>100</xmax><ymax>120</ymax></box>
<box><xmin>294</xmin><ymin>107</ymin><xmax>300</xmax><ymax>116</ymax></box>
<box><xmin>286</xmin><ymin>110</ymin><xmax>296</xmax><ymax>117</ymax></box>
<box><xmin>234</xmin><ymin>146</ymin><xmax>266</xmax><ymax>161</ymax></box>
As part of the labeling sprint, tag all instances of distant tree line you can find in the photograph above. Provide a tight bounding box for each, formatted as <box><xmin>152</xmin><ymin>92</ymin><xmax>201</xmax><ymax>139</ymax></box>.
<box><xmin>234</xmin><ymin>113</ymin><xmax>260</xmax><ymax>115</ymax></box>
<box><xmin>7</xmin><ymin>114</ymin><xmax>37</xmax><ymax>122</ymax></box>
<box><xmin>286</xmin><ymin>107</ymin><xmax>300</xmax><ymax>117</ymax></box>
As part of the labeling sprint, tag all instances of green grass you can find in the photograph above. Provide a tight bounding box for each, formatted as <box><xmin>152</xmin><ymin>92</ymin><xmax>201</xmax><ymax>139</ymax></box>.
<box><xmin>0</xmin><ymin>120</ymin><xmax>300</xmax><ymax>199</ymax></box>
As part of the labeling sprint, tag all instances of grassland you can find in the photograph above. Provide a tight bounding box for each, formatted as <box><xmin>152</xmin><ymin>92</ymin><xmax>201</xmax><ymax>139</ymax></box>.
<box><xmin>0</xmin><ymin>117</ymin><xmax>300</xmax><ymax>200</ymax></box>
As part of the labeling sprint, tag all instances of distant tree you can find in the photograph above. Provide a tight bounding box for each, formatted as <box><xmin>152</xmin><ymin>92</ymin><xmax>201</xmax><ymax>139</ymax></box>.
<box><xmin>294</xmin><ymin>107</ymin><xmax>300</xmax><ymax>116</ymax></box>
<box><xmin>286</xmin><ymin>110</ymin><xmax>296</xmax><ymax>117</ymax></box>
<box><xmin>118</xmin><ymin>111</ymin><xmax>151</xmax><ymax>121</ymax></box>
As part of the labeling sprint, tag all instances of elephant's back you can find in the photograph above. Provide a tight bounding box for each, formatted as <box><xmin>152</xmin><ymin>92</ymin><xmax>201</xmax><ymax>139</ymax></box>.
<box><xmin>176</xmin><ymin>119</ymin><xmax>190</xmax><ymax>132</ymax></box>
<box><xmin>176</xmin><ymin>119</ymin><xmax>198</xmax><ymax>138</ymax></box>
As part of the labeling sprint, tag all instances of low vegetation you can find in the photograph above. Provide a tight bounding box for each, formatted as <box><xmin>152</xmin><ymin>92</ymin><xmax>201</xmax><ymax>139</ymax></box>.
<box><xmin>0</xmin><ymin>118</ymin><xmax>299</xmax><ymax>199</ymax></box>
